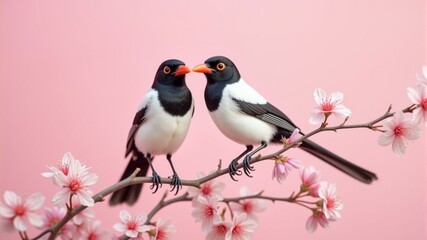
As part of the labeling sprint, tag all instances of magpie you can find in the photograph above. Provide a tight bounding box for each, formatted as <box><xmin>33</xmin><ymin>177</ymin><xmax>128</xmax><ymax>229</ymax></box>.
<box><xmin>109</xmin><ymin>59</ymin><xmax>194</xmax><ymax>206</ymax></box>
<box><xmin>192</xmin><ymin>56</ymin><xmax>377</xmax><ymax>183</ymax></box>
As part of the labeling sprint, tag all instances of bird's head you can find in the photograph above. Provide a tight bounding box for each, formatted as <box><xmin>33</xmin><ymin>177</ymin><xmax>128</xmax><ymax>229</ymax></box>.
<box><xmin>192</xmin><ymin>56</ymin><xmax>241</xmax><ymax>84</ymax></box>
<box><xmin>153</xmin><ymin>59</ymin><xmax>191</xmax><ymax>87</ymax></box>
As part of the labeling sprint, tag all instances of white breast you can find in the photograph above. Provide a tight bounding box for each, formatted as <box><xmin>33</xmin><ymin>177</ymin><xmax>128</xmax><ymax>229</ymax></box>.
<box><xmin>209</xmin><ymin>79</ymin><xmax>276</xmax><ymax>145</ymax></box>
<box><xmin>134</xmin><ymin>89</ymin><xmax>193</xmax><ymax>156</ymax></box>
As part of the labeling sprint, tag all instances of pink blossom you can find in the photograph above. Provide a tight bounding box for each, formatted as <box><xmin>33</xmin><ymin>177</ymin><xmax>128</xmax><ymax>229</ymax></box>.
<box><xmin>113</xmin><ymin>210</ymin><xmax>150</xmax><ymax>238</ymax></box>
<box><xmin>80</xmin><ymin>220</ymin><xmax>108</xmax><ymax>240</ymax></box>
<box><xmin>225</xmin><ymin>213</ymin><xmax>257</xmax><ymax>240</ymax></box>
<box><xmin>272</xmin><ymin>156</ymin><xmax>301</xmax><ymax>183</ymax></box>
<box><xmin>407</xmin><ymin>84</ymin><xmax>427</xmax><ymax>127</ymax></box>
<box><xmin>151</xmin><ymin>218</ymin><xmax>176</xmax><ymax>240</ymax></box>
<box><xmin>42</xmin><ymin>152</ymin><xmax>89</xmax><ymax>181</ymax></box>
<box><xmin>191</xmin><ymin>196</ymin><xmax>221</xmax><ymax>233</ymax></box>
<box><xmin>377</xmin><ymin>111</ymin><xmax>420</xmax><ymax>156</ymax></box>
<box><xmin>318</xmin><ymin>182</ymin><xmax>343</xmax><ymax>219</ymax></box>
<box><xmin>39</xmin><ymin>206</ymin><xmax>66</xmax><ymax>229</ymax></box>
<box><xmin>70</xmin><ymin>198</ymin><xmax>94</xmax><ymax>226</ymax></box>
<box><xmin>0</xmin><ymin>191</ymin><xmax>45</xmax><ymax>232</ymax></box>
<box><xmin>416</xmin><ymin>66</ymin><xmax>427</xmax><ymax>85</ymax></box>
<box><xmin>206</xmin><ymin>221</ymin><xmax>232</xmax><ymax>240</ymax></box>
<box><xmin>281</xmin><ymin>128</ymin><xmax>303</xmax><ymax>147</ymax></box>
<box><xmin>52</xmin><ymin>157</ymin><xmax>98</xmax><ymax>207</ymax></box>
<box><xmin>309</xmin><ymin>88</ymin><xmax>351</xmax><ymax>125</ymax></box>
<box><xmin>188</xmin><ymin>172</ymin><xmax>225</xmax><ymax>206</ymax></box>
<box><xmin>229</xmin><ymin>187</ymin><xmax>266</xmax><ymax>222</ymax></box>
<box><xmin>300</xmin><ymin>166</ymin><xmax>321</xmax><ymax>197</ymax></box>
<box><xmin>305</xmin><ymin>210</ymin><xmax>333</xmax><ymax>233</ymax></box>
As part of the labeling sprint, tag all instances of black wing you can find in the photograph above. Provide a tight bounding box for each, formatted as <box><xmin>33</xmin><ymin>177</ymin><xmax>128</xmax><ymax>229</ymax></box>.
<box><xmin>125</xmin><ymin>107</ymin><xmax>146</xmax><ymax>157</ymax></box>
<box><xmin>233</xmin><ymin>98</ymin><xmax>299</xmax><ymax>133</ymax></box>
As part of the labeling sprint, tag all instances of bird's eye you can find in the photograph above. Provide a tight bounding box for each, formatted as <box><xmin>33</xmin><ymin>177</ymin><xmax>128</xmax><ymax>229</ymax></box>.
<box><xmin>216</xmin><ymin>62</ymin><xmax>225</xmax><ymax>71</ymax></box>
<box><xmin>163</xmin><ymin>66</ymin><xmax>171</xmax><ymax>74</ymax></box>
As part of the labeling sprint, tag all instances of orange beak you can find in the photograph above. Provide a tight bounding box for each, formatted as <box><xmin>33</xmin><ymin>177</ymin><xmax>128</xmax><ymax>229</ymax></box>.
<box><xmin>192</xmin><ymin>64</ymin><xmax>212</xmax><ymax>74</ymax></box>
<box><xmin>175</xmin><ymin>65</ymin><xmax>191</xmax><ymax>76</ymax></box>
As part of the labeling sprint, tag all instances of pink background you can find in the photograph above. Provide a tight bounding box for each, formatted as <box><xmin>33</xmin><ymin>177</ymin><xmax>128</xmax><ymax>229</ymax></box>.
<box><xmin>1</xmin><ymin>1</ymin><xmax>426</xmax><ymax>239</ymax></box>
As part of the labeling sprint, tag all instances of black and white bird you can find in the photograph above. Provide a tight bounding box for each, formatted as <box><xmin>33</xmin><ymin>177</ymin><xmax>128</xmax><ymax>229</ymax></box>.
<box><xmin>109</xmin><ymin>59</ymin><xmax>194</xmax><ymax>206</ymax></box>
<box><xmin>192</xmin><ymin>56</ymin><xmax>377</xmax><ymax>183</ymax></box>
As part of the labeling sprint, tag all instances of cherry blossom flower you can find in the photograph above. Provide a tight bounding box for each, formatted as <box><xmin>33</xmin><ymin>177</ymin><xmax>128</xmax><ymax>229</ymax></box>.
<box><xmin>407</xmin><ymin>84</ymin><xmax>427</xmax><ymax>127</ymax></box>
<box><xmin>42</xmin><ymin>152</ymin><xmax>89</xmax><ymax>181</ymax></box>
<box><xmin>39</xmin><ymin>206</ymin><xmax>66</xmax><ymax>228</ymax></box>
<box><xmin>416</xmin><ymin>66</ymin><xmax>427</xmax><ymax>85</ymax></box>
<box><xmin>0</xmin><ymin>191</ymin><xmax>45</xmax><ymax>232</ymax></box>
<box><xmin>272</xmin><ymin>156</ymin><xmax>301</xmax><ymax>183</ymax></box>
<box><xmin>151</xmin><ymin>218</ymin><xmax>176</xmax><ymax>240</ymax></box>
<box><xmin>191</xmin><ymin>196</ymin><xmax>221</xmax><ymax>233</ymax></box>
<box><xmin>281</xmin><ymin>128</ymin><xmax>303</xmax><ymax>147</ymax></box>
<box><xmin>300</xmin><ymin>166</ymin><xmax>321</xmax><ymax>197</ymax></box>
<box><xmin>318</xmin><ymin>182</ymin><xmax>343</xmax><ymax>219</ymax></box>
<box><xmin>206</xmin><ymin>221</ymin><xmax>232</xmax><ymax>240</ymax></box>
<box><xmin>225</xmin><ymin>213</ymin><xmax>257</xmax><ymax>240</ymax></box>
<box><xmin>306</xmin><ymin>210</ymin><xmax>333</xmax><ymax>233</ymax></box>
<box><xmin>309</xmin><ymin>88</ymin><xmax>351</xmax><ymax>125</ymax></box>
<box><xmin>188</xmin><ymin>172</ymin><xmax>225</xmax><ymax>206</ymax></box>
<box><xmin>69</xmin><ymin>197</ymin><xmax>95</xmax><ymax>226</ymax></box>
<box><xmin>377</xmin><ymin>111</ymin><xmax>420</xmax><ymax>156</ymax></box>
<box><xmin>113</xmin><ymin>210</ymin><xmax>150</xmax><ymax>239</ymax></box>
<box><xmin>229</xmin><ymin>187</ymin><xmax>266</xmax><ymax>222</ymax></box>
<box><xmin>52</xmin><ymin>158</ymin><xmax>98</xmax><ymax>207</ymax></box>
<box><xmin>80</xmin><ymin>220</ymin><xmax>108</xmax><ymax>240</ymax></box>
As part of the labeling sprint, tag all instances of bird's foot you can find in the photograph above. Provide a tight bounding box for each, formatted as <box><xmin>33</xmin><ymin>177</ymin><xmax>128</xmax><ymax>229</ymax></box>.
<box><xmin>242</xmin><ymin>155</ymin><xmax>255</xmax><ymax>177</ymax></box>
<box><xmin>150</xmin><ymin>171</ymin><xmax>163</xmax><ymax>194</ymax></box>
<box><xmin>169</xmin><ymin>174</ymin><xmax>182</xmax><ymax>195</ymax></box>
<box><xmin>228</xmin><ymin>159</ymin><xmax>242</xmax><ymax>181</ymax></box>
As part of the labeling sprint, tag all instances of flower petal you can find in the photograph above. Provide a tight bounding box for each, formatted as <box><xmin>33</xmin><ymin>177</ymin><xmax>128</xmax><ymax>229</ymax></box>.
<box><xmin>25</xmin><ymin>193</ymin><xmax>45</xmax><ymax>211</ymax></box>
<box><xmin>377</xmin><ymin>132</ymin><xmax>394</xmax><ymax>146</ymax></box>
<box><xmin>136</xmin><ymin>224</ymin><xmax>150</xmax><ymax>233</ymax></box>
<box><xmin>52</xmin><ymin>188</ymin><xmax>70</xmax><ymax>207</ymax></box>
<box><xmin>391</xmin><ymin>137</ymin><xmax>406</xmax><ymax>157</ymax></box>
<box><xmin>27</xmin><ymin>212</ymin><xmax>44</xmax><ymax>227</ymax></box>
<box><xmin>125</xmin><ymin>229</ymin><xmax>138</xmax><ymax>238</ymax></box>
<box><xmin>76</xmin><ymin>190</ymin><xmax>94</xmax><ymax>207</ymax></box>
<box><xmin>81</xmin><ymin>173</ymin><xmax>98</xmax><ymax>187</ymax></box>
<box><xmin>332</xmin><ymin>105</ymin><xmax>351</xmax><ymax>118</ymax></box>
<box><xmin>119</xmin><ymin>210</ymin><xmax>131</xmax><ymax>222</ymax></box>
<box><xmin>113</xmin><ymin>223</ymin><xmax>127</xmax><ymax>232</ymax></box>
<box><xmin>13</xmin><ymin>216</ymin><xmax>28</xmax><ymax>231</ymax></box>
<box><xmin>313</xmin><ymin>88</ymin><xmax>327</xmax><ymax>105</ymax></box>
<box><xmin>0</xmin><ymin>206</ymin><xmax>15</xmax><ymax>218</ymax></box>
<box><xmin>329</xmin><ymin>91</ymin><xmax>344</xmax><ymax>104</ymax></box>
<box><xmin>3</xmin><ymin>191</ymin><xmax>20</xmax><ymax>207</ymax></box>
<box><xmin>309</xmin><ymin>112</ymin><xmax>325</xmax><ymax>125</ymax></box>
<box><xmin>407</xmin><ymin>87</ymin><xmax>421</xmax><ymax>104</ymax></box>
<box><xmin>305</xmin><ymin>215</ymin><xmax>317</xmax><ymax>233</ymax></box>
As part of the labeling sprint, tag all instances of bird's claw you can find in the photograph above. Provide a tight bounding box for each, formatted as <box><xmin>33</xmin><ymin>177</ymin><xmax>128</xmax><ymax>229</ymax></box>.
<box><xmin>169</xmin><ymin>174</ymin><xmax>182</xmax><ymax>195</ymax></box>
<box><xmin>150</xmin><ymin>171</ymin><xmax>163</xmax><ymax>194</ymax></box>
<box><xmin>242</xmin><ymin>155</ymin><xmax>255</xmax><ymax>177</ymax></box>
<box><xmin>228</xmin><ymin>159</ymin><xmax>242</xmax><ymax>181</ymax></box>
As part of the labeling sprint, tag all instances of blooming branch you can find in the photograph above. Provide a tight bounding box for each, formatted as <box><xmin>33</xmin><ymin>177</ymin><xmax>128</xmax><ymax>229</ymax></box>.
<box><xmin>3</xmin><ymin>66</ymin><xmax>425</xmax><ymax>239</ymax></box>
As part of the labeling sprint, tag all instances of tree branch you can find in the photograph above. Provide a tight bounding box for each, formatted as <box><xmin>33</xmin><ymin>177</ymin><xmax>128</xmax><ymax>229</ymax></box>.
<box><xmin>31</xmin><ymin>104</ymin><xmax>415</xmax><ymax>240</ymax></box>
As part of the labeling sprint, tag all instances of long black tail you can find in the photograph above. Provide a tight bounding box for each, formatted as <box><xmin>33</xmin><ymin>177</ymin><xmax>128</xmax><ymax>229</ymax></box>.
<box><xmin>299</xmin><ymin>139</ymin><xmax>377</xmax><ymax>183</ymax></box>
<box><xmin>109</xmin><ymin>151</ymin><xmax>150</xmax><ymax>206</ymax></box>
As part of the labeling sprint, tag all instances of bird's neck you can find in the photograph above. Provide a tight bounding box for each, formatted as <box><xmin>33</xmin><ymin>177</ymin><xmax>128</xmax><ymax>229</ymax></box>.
<box><xmin>157</xmin><ymin>84</ymin><xmax>192</xmax><ymax>116</ymax></box>
<box><xmin>204</xmin><ymin>81</ymin><xmax>227</xmax><ymax>112</ymax></box>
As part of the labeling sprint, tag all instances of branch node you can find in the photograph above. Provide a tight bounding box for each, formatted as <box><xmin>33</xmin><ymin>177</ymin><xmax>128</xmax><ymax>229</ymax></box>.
<box><xmin>130</xmin><ymin>168</ymin><xmax>141</xmax><ymax>179</ymax></box>
<box><xmin>217</xmin><ymin>159</ymin><xmax>222</xmax><ymax>172</ymax></box>
<box><xmin>386</xmin><ymin>104</ymin><xmax>392</xmax><ymax>114</ymax></box>
<box><xmin>340</xmin><ymin>116</ymin><xmax>349</xmax><ymax>126</ymax></box>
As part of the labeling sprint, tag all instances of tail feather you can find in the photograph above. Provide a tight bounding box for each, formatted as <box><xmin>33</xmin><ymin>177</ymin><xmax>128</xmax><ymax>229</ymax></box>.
<box><xmin>300</xmin><ymin>139</ymin><xmax>377</xmax><ymax>183</ymax></box>
<box><xmin>109</xmin><ymin>152</ymin><xmax>150</xmax><ymax>206</ymax></box>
